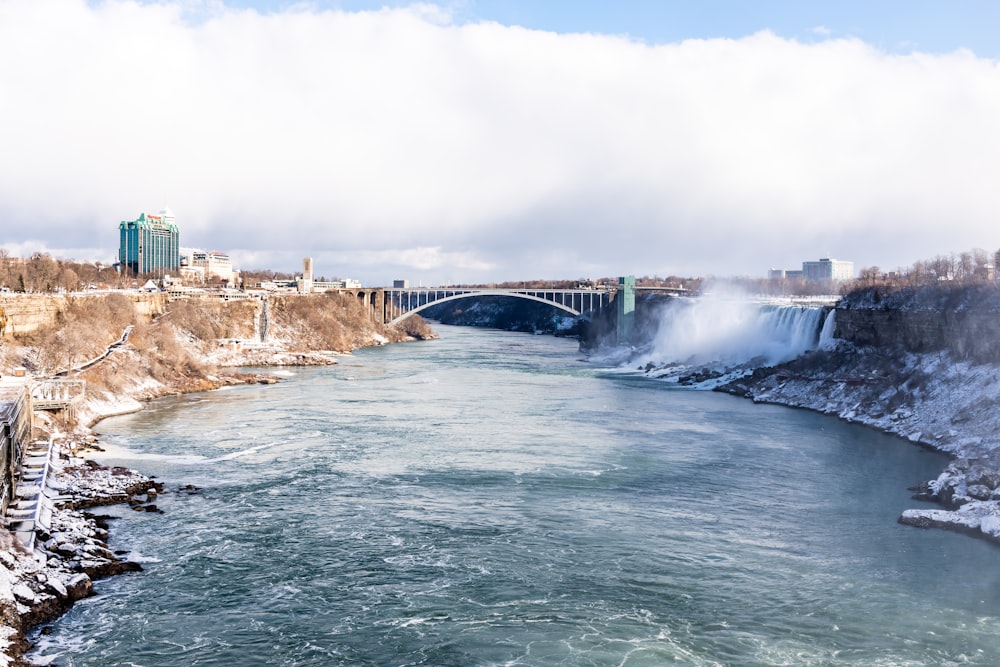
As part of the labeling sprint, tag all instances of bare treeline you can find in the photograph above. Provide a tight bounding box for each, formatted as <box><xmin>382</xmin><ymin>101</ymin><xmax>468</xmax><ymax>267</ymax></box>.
<box><xmin>850</xmin><ymin>248</ymin><xmax>1000</xmax><ymax>292</ymax></box>
<box><xmin>0</xmin><ymin>249</ymin><xmax>126</xmax><ymax>293</ymax></box>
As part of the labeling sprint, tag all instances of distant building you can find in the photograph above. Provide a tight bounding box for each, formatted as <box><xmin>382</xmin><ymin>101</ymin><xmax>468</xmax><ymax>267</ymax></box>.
<box><xmin>177</xmin><ymin>252</ymin><xmax>206</xmax><ymax>283</ymax></box>
<box><xmin>256</xmin><ymin>258</ymin><xmax>360</xmax><ymax>292</ymax></box>
<box><xmin>768</xmin><ymin>268</ymin><xmax>804</xmax><ymax>280</ymax></box>
<box><xmin>297</xmin><ymin>257</ymin><xmax>314</xmax><ymax>294</ymax></box>
<box><xmin>192</xmin><ymin>251</ymin><xmax>234</xmax><ymax>284</ymax></box>
<box><xmin>393</xmin><ymin>279</ymin><xmax>409</xmax><ymax>288</ymax></box>
<box><xmin>178</xmin><ymin>248</ymin><xmax>237</xmax><ymax>286</ymax></box>
<box><xmin>313</xmin><ymin>277</ymin><xmax>361</xmax><ymax>290</ymax></box>
<box><xmin>802</xmin><ymin>258</ymin><xmax>854</xmax><ymax>282</ymax></box>
<box><xmin>119</xmin><ymin>208</ymin><xmax>180</xmax><ymax>275</ymax></box>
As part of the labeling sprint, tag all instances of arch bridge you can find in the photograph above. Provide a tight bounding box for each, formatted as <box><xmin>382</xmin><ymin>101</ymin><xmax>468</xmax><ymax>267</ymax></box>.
<box><xmin>381</xmin><ymin>287</ymin><xmax>617</xmax><ymax>327</ymax></box>
<box><xmin>345</xmin><ymin>279</ymin><xmax>688</xmax><ymax>341</ymax></box>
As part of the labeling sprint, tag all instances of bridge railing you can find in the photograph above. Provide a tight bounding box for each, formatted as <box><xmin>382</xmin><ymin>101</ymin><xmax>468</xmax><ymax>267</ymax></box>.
<box><xmin>31</xmin><ymin>379</ymin><xmax>86</xmax><ymax>412</ymax></box>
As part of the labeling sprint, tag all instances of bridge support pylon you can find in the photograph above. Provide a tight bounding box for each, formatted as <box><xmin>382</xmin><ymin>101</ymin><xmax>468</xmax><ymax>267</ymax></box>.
<box><xmin>616</xmin><ymin>276</ymin><xmax>635</xmax><ymax>345</ymax></box>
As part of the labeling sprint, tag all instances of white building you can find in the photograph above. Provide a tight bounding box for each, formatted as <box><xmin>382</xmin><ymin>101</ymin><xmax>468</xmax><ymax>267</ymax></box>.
<box><xmin>802</xmin><ymin>258</ymin><xmax>854</xmax><ymax>282</ymax></box>
<box><xmin>180</xmin><ymin>249</ymin><xmax>235</xmax><ymax>285</ymax></box>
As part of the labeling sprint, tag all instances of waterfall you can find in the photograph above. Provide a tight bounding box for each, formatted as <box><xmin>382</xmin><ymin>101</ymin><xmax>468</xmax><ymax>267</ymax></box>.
<box><xmin>645</xmin><ymin>294</ymin><xmax>834</xmax><ymax>369</ymax></box>
<box><xmin>818</xmin><ymin>309</ymin><xmax>836</xmax><ymax>349</ymax></box>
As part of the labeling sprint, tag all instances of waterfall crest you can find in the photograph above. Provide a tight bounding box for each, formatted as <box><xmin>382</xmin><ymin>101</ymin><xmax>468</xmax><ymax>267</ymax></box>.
<box><xmin>643</xmin><ymin>294</ymin><xmax>834</xmax><ymax>370</ymax></box>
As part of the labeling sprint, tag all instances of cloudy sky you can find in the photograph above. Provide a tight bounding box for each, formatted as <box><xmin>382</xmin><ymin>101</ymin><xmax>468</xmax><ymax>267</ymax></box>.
<box><xmin>1</xmin><ymin>0</ymin><xmax>999</xmax><ymax>285</ymax></box>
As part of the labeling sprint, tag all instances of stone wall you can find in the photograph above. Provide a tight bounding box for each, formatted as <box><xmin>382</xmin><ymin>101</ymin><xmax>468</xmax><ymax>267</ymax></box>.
<box><xmin>0</xmin><ymin>292</ymin><xmax>166</xmax><ymax>338</ymax></box>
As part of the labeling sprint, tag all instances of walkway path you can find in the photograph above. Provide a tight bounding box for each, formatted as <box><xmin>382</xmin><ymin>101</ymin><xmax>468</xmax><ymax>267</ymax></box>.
<box><xmin>5</xmin><ymin>438</ymin><xmax>67</xmax><ymax>552</ymax></box>
<box><xmin>56</xmin><ymin>325</ymin><xmax>133</xmax><ymax>377</ymax></box>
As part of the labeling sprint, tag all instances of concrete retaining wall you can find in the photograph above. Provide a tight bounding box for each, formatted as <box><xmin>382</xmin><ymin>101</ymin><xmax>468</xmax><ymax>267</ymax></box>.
<box><xmin>0</xmin><ymin>385</ymin><xmax>32</xmax><ymax>515</ymax></box>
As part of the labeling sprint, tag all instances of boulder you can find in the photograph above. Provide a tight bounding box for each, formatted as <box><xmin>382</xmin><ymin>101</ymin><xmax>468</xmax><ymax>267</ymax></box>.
<box><xmin>968</xmin><ymin>484</ymin><xmax>993</xmax><ymax>501</ymax></box>
<box><xmin>981</xmin><ymin>515</ymin><xmax>1000</xmax><ymax>538</ymax></box>
<box><xmin>12</xmin><ymin>583</ymin><xmax>36</xmax><ymax>604</ymax></box>
<box><xmin>46</xmin><ymin>577</ymin><xmax>68</xmax><ymax>599</ymax></box>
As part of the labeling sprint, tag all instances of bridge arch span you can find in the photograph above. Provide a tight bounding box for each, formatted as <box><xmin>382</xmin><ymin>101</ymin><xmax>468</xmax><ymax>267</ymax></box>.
<box><xmin>387</xmin><ymin>290</ymin><xmax>581</xmax><ymax>327</ymax></box>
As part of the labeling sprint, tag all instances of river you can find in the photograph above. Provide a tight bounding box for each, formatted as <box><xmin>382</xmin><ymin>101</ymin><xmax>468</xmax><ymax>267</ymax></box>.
<box><xmin>28</xmin><ymin>325</ymin><xmax>1000</xmax><ymax>666</ymax></box>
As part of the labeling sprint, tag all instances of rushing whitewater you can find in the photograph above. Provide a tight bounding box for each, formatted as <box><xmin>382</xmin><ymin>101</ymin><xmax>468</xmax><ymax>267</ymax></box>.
<box><xmin>638</xmin><ymin>293</ymin><xmax>835</xmax><ymax>374</ymax></box>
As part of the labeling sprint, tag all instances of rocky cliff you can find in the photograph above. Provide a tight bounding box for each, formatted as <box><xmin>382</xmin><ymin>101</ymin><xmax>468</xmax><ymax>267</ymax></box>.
<box><xmin>835</xmin><ymin>284</ymin><xmax>1000</xmax><ymax>362</ymax></box>
<box><xmin>0</xmin><ymin>293</ymin><xmax>165</xmax><ymax>339</ymax></box>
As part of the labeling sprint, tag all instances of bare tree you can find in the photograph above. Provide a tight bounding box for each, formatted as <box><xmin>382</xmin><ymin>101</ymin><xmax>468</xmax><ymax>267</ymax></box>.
<box><xmin>958</xmin><ymin>251</ymin><xmax>974</xmax><ymax>283</ymax></box>
<box><xmin>57</xmin><ymin>266</ymin><xmax>81</xmax><ymax>292</ymax></box>
<box><xmin>858</xmin><ymin>266</ymin><xmax>881</xmax><ymax>287</ymax></box>
<box><xmin>972</xmin><ymin>248</ymin><xmax>991</xmax><ymax>280</ymax></box>
<box><xmin>929</xmin><ymin>255</ymin><xmax>952</xmax><ymax>282</ymax></box>
<box><xmin>0</xmin><ymin>247</ymin><xmax>8</xmax><ymax>289</ymax></box>
<box><xmin>906</xmin><ymin>260</ymin><xmax>928</xmax><ymax>286</ymax></box>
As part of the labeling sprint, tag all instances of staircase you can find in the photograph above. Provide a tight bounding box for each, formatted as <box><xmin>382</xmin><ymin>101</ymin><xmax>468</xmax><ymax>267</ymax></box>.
<box><xmin>5</xmin><ymin>439</ymin><xmax>65</xmax><ymax>552</ymax></box>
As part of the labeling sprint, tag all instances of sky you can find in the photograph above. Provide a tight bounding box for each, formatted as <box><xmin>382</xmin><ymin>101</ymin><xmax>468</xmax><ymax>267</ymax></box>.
<box><xmin>1</xmin><ymin>0</ymin><xmax>999</xmax><ymax>285</ymax></box>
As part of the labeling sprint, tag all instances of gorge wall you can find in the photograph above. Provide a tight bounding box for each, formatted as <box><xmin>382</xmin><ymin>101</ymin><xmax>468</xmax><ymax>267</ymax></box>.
<box><xmin>1</xmin><ymin>291</ymin><xmax>435</xmax><ymax>375</ymax></box>
<box><xmin>834</xmin><ymin>284</ymin><xmax>1000</xmax><ymax>362</ymax></box>
<box><xmin>0</xmin><ymin>293</ymin><xmax>166</xmax><ymax>338</ymax></box>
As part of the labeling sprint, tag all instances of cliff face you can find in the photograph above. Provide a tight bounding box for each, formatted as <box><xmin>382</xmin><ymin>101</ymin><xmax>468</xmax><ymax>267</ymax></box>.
<box><xmin>0</xmin><ymin>293</ymin><xmax>165</xmax><ymax>338</ymax></box>
<box><xmin>834</xmin><ymin>284</ymin><xmax>1000</xmax><ymax>362</ymax></box>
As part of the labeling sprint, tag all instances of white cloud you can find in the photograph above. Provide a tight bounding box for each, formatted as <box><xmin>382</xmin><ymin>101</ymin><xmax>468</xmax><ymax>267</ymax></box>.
<box><xmin>1</xmin><ymin>1</ymin><xmax>999</xmax><ymax>285</ymax></box>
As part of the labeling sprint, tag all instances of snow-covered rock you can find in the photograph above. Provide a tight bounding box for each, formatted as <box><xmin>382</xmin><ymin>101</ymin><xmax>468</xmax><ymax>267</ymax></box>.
<box><xmin>11</xmin><ymin>585</ymin><xmax>34</xmax><ymax>605</ymax></box>
<box><xmin>46</xmin><ymin>577</ymin><xmax>67</xmax><ymax>599</ymax></box>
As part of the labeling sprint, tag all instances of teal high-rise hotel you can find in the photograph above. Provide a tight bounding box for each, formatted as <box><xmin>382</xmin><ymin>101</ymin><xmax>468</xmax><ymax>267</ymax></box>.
<box><xmin>119</xmin><ymin>207</ymin><xmax>180</xmax><ymax>275</ymax></box>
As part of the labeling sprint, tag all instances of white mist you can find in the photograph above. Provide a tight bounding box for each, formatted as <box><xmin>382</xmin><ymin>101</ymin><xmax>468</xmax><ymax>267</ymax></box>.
<box><xmin>644</xmin><ymin>288</ymin><xmax>834</xmax><ymax>369</ymax></box>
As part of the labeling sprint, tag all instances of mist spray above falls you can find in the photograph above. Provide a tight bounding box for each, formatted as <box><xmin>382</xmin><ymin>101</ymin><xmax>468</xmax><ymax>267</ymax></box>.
<box><xmin>640</xmin><ymin>291</ymin><xmax>836</xmax><ymax>370</ymax></box>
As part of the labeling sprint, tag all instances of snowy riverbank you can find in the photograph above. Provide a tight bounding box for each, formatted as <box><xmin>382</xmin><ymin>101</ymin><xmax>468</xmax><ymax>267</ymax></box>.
<box><xmin>0</xmin><ymin>434</ymin><xmax>158</xmax><ymax>666</ymax></box>
<box><xmin>0</xmin><ymin>363</ymin><xmax>294</xmax><ymax>664</ymax></box>
<box><xmin>717</xmin><ymin>341</ymin><xmax>1000</xmax><ymax>544</ymax></box>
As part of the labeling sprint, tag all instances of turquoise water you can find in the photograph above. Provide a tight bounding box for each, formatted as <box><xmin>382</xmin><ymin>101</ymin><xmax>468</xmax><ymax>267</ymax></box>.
<box><xmin>29</xmin><ymin>326</ymin><xmax>1000</xmax><ymax>666</ymax></box>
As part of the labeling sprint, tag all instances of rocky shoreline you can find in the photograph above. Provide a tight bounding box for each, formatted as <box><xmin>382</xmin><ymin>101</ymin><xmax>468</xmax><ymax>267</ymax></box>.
<box><xmin>0</xmin><ymin>436</ymin><xmax>160</xmax><ymax>666</ymax></box>
<box><xmin>0</xmin><ymin>367</ymin><xmax>294</xmax><ymax>665</ymax></box>
<box><xmin>716</xmin><ymin>340</ymin><xmax>1000</xmax><ymax>545</ymax></box>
